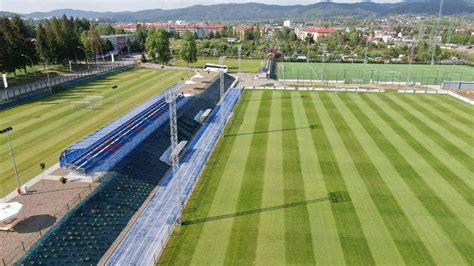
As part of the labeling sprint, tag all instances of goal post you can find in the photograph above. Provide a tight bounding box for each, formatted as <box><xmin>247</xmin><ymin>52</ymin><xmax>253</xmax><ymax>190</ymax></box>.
<box><xmin>71</xmin><ymin>101</ymin><xmax>93</xmax><ymax>111</ymax></box>
<box><xmin>86</xmin><ymin>95</ymin><xmax>105</xmax><ymax>109</ymax></box>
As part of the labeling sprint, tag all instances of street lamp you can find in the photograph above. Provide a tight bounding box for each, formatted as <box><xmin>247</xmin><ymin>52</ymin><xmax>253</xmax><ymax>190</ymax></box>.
<box><xmin>20</xmin><ymin>54</ymin><xmax>38</xmax><ymax>83</ymax></box>
<box><xmin>43</xmin><ymin>58</ymin><xmax>53</xmax><ymax>94</ymax></box>
<box><xmin>112</xmin><ymin>85</ymin><xmax>120</xmax><ymax>120</ymax></box>
<box><xmin>77</xmin><ymin>46</ymin><xmax>90</xmax><ymax>69</ymax></box>
<box><xmin>0</xmin><ymin>127</ymin><xmax>21</xmax><ymax>191</ymax></box>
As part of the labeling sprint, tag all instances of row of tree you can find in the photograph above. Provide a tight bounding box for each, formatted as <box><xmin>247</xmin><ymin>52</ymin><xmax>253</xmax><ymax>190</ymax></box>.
<box><xmin>0</xmin><ymin>17</ymin><xmax>36</xmax><ymax>73</ymax></box>
<box><xmin>145</xmin><ymin>29</ymin><xmax>197</xmax><ymax>65</ymax></box>
<box><xmin>1</xmin><ymin>16</ymin><xmax>122</xmax><ymax>76</ymax></box>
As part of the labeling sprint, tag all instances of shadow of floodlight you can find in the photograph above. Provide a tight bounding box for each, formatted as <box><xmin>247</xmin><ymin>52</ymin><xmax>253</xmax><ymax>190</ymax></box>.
<box><xmin>224</xmin><ymin>125</ymin><xmax>318</xmax><ymax>137</ymax></box>
<box><xmin>181</xmin><ymin>197</ymin><xmax>330</xmax><ymax>226</ymax></box>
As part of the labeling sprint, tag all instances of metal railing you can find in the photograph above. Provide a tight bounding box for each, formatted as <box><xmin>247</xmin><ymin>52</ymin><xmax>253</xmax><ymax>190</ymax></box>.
<box><xmin>1</xmin><ymin>184</ymin><xmax>96</xmax><ymax>266</ymax></box>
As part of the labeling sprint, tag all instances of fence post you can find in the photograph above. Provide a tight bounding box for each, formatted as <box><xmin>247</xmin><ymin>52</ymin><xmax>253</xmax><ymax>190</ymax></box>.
<box><xmin>3</xmin><ymin>257</ymin><xmax>6</xmax><ymax>266</ymax></box>
<box><xmin>67</xmin><ymin>203</ymin><xmax>70</xmax><ymax>211</ymax></box>
<box><xmin>21</xmin><ymin>242</ymin><xmax>26</xmax><ymax>253</ymax></box>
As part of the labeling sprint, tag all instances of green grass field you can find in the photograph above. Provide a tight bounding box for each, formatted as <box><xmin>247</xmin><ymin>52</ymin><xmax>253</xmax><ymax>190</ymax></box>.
<box><xmin>174</xmin><ymin>57</ymin><xmax>265</xmax><ymax>73</ymax></box>
<box><xmin>278</xmin><ymin>62</ymin><xmax>474</xmax><ymax>85</ymax></box>
<box><xmin>0</xmin><ymin>67</ymin><xmax>192</xmax><ymax>197</ymax></box>
<box><xmin>160</xmin><ymin>90</ymin><xmax>473</xmax><ymax>265</ymax></box>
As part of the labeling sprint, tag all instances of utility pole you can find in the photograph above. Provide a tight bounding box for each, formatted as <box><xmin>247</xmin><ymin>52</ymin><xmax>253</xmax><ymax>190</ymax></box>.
<box><xmin>44</xmin><ymin>60</ymin><xmax>52</xmax><ymax>94</ymax></box>
<box><xmin>77</xmin><ymin>46</ymin><xmax>89</xmax><ymax>69</ymax></box>
<box><xmin>431</xmin><ymin>0</ymin><xmax>444</xmax><ymax>65</ymax></box>
<box><xmin>364</xmin><ymin>33</ymin><xmax>370</xmax><ymax>64</ymax></box>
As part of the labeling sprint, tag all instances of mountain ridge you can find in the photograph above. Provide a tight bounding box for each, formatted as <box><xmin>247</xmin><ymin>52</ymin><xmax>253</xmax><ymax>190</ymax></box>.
<box><xmin>2</xmin><ymin>1</ymin><xmax>473</xmax><ymax>22</ymax></box>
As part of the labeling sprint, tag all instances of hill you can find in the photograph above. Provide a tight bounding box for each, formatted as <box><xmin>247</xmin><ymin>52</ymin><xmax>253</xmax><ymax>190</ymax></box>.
<box><xmin>3</xmin><ymin>1</ymin><xmax>474</xmax><ymax>22</ymax></box>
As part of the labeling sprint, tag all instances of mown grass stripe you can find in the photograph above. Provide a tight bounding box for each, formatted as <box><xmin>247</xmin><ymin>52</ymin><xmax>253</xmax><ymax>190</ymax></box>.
<box><xmin>378</xmin><ymin>94</ymin><xmax>473</xmax><ymax>172</ymax></box>
<box><xmin>396</xmin><ymin>94</ymin><xmax>472</xmax><ymax>147</ymax></box>
<box><xmin>439</xmin><ymin>94</ymin><xmax>474</xmax><ymax>115</ymax></box>
<box><xmin>224</xmin><ymin>90</ymin><xmax>272</xmax><ymax>264</ymax></box>
<box><xmin>417</xmin><ymin>95</ymin><xmax>473</xmax><ymax>129</ymax></box>
<box><xmin>188</xmin><ymin>90</ymin><xmax>263</xmax><ymax>264</ymax></box>
<box><xmin>301</xmin><ymin>93</ymin><xmax>375</xmax><ymax>265</ymax></box>
<box><xmin>314</xmin><ymin>93</ymin><xmax>406</xmax><ymax>264</ymax></box>
<box><xmin>292</xmin><ymin>92</ymin><xmax>346</xmax><ymax>265</ymax></box>
<box><xmin>255</xmin><ymin>92</ymin><xmax>286</xmax><ymax>264</ymax></box>
<box><xmin>158</xmin><ymin>90</ymin><xmax>253</xmax><ymax>265</ymax></box>
<box><xmin>340</xmin><ymin>94</ymin><xmax>467</xmax><ymax>265</ymax></box>
<box><xmin>360</xmin><ymin>94</ymin><xmax>474</xmax><ymax>263</ymax></box>
<box><xmin>345</xmin><ymin>94</ymin><xmax>474</xmax><ymax>206</ymax></box>
<box><xmin>325</xmin><ymin>93</ymin><xmax>436</xmax><ymax>264</ymax></box>
<box><xmin>281</xmin><ymin>91</ymin><xmax>316</xmax><ymax>264</ymax></box>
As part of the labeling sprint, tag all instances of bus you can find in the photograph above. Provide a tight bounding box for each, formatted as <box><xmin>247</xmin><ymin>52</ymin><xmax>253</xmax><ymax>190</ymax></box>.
<box><xmin>203</xmin><ymin>63</ymin><xmax>228</xmax><ymax>73</ymax></box>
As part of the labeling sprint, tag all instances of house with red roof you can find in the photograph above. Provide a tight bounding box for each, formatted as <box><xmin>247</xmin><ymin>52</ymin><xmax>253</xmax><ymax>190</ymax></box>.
<box><xmin>296</xmin><ymin>27</ymin><xmax>337</xmax><ymax>42</ymax></box>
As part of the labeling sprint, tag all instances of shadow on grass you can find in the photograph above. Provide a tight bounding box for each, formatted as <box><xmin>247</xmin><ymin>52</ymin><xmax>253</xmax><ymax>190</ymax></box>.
<box><xmin>181</xmin><ymin>197</ymin><xmax>330</xmax><ymax>226</ymax></box>
<box><xmin>224</xmin><ymin>125</ymin><xmax>317</xmax><ymax>137</ymax></box>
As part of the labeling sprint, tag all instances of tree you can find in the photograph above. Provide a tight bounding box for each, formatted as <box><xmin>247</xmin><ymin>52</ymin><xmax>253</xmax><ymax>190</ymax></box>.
<box><xmin>0</xmin><ymin>16</ymin><xmax>36</xmax><ymax>74</ymax></box>
<box><xmin>12</xmin><ymin>16</ymin><xmax>36</xmax><ymax>71</ymax></box>
<box><xmin>0</xmin><ymin>21</ymin><xmax>9</xmax><ymax>73</ymax></box>
<box><xmin>207</xmin><ymin>31</ymin><xmax>215</xmax><ymax>39</ymax></box>
<box><xmin>145</xmin><ymin>29</ymin><xmax>171</xmax><ymax>64</ymax></box>
<box><xmin>87</xmin><ymin>24</ymin><xmax>102</xmax><ymax>58</ymax></box>
<box><xmin>96</xmin><ymin>24</ymin><xmax>115</xmax><ymax>35</ymax></box>
<box><xmin>180</xmin><ymin>30</ymin><xmax>198</xmax><ymax>66</ymax></box>
<box><xmin>35</xmin><ymin>23</ymin><xmax>50</xmax><ymax>60</ymax></box>
<box><xmin>244</xmin><ymin>30</ymin><xmax>255</xmax><ymax>41</ymax></box>
<box><xmin>134</xmin><ymin>25</ymin><xmax>147</xmax><ymax>51</ymax></box>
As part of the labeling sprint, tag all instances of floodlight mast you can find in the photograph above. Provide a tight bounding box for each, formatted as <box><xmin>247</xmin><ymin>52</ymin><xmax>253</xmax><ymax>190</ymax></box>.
<box><xmin>219</xmin><ymin>56</ymin><xmax>226</xmax><ymax>100</ymax></box>
<box><xmin>165</xmin><ymin>83</ymin><xmax>182</xmax><ymax>222</ymax></box>
<box><xmin>431</xmin><ymin>0</ymin><xmax>444</xmax><ymax>65</ymax></box>
<box><xmin>237</xmin><ymin>45</ymin><xmax>242</xmax><ymax>78</ymax></box>
<box><xmin>408</xmin><ymin>24</ymin><xmax>425</xmax><ymax>87</ymax></box>
<box><xmin>0</xmin><ymin>127</ymin><xmax>21</xmax><ymax>190</ymax></box>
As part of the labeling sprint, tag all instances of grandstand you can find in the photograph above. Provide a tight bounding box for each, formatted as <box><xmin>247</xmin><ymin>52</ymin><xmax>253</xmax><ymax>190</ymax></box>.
<box><xmin>59</xmin><ymin>84</ymin><xmax>189</xmax><ymax>176</ymax></box>
<box><xmin>19</xmin><ymin>74</ymin><xmax>236</xmax><ymax>265</ymax></box>
<box><xmin>105</xmin><ymin>87</ymin><xmax>243</xmax><ymax>265</ymax></box>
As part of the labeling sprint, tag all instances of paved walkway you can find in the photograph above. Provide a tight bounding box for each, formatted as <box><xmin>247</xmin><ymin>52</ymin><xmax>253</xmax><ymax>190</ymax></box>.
<box><xmin>0</xmin><ymin>166</ymin><xmax>98</xmax><ymax>264</ymax></box>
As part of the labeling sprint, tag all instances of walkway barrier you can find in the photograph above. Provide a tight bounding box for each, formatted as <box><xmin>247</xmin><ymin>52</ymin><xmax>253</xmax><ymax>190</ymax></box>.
<box><xmin>247</xmin><ymin>86</ymin><xmax>385</xmax><ymax>93</ymax></box>
<box><xmin>106</xmin><ymin>87</ymin><xmax>243</xmax><ymax>266</ymax></box>
<box><xmin>447</xmin><ymin>91</ymin><xmax>474</xmax><ymax>105</ymax></box>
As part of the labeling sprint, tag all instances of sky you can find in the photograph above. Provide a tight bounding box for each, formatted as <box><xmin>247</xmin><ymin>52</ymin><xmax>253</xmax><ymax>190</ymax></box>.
<box><xmin>0</xmin><ymin>0</ymin><xmax>401</xmax><ymax>14</ymax></box>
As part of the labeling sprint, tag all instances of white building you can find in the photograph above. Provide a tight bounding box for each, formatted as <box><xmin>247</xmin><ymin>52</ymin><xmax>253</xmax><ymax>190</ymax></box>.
<box><xmin>284</xmin><ymin>20</ymin><xmax>292</xmax><ymax>28</ymax></box>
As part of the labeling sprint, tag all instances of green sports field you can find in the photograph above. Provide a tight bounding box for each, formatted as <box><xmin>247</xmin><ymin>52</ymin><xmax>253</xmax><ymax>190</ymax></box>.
<box><xmin>0</xmin><ymin>67</ymin><xmax>192</xmax><ymax>197</ymax></box>
<box><xmin>277</xmin><ymin>62</ymin><xmax>474</xmax><ymax>85</ymax></box>
<box><xmin>160</xmin><ymin>90</ymin><xmax>473</xmax><ymax>265</ymax></box>
<box><xmin>174</xmin><ymin>57</ymin><xmax>265</xmax><ymax>73</ymax></box>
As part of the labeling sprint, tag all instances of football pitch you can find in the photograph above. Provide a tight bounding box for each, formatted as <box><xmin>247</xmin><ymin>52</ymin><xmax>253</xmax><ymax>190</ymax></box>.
<box><xmin>160</xmin><ymin>90</ymin><xmax>473</xmax><ymax>265</ymax></box>
<box><xmin>277</xmin><ymin>62</ymin><xmax>474</xmax><ymax>85</ymax></box>
<box><xmin>0</xmin><ymin>67</ymin><xmax>192</xmax><ymax>197</ymax></box>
